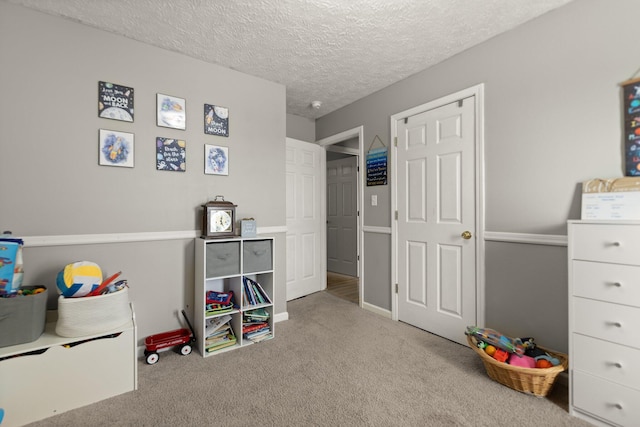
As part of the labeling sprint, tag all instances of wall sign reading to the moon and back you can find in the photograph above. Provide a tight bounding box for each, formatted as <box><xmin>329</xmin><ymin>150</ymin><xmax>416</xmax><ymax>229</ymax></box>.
<box><xmin>98</xmin><ymin>81</ymin><xmax>134</xmax><ymax>122</ymax></box>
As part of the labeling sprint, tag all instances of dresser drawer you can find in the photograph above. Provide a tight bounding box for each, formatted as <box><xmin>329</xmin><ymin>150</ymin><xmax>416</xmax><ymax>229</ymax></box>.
<box><xmin>570</xmin><ymin>223</ymin><xmax>640</xmax><ymax>265</ymax></box>
<box><xmin>573</xmin><ymin>334</ymin><xmax>640</xmax><ymax>389</ymax></box>
<box><xmin>573</xmin><ymin>297</ymin><xmax>640</xmax><ymax>347</ymax></box>
<box><xmin>572</xmin><ymin>260</ymin><xmax>640</xmax><ymax>308</ymax></box>
<box><xmin>573</xmin><ymin>371</ymin><xmax>640</xmax><ymax>427</ymax></box>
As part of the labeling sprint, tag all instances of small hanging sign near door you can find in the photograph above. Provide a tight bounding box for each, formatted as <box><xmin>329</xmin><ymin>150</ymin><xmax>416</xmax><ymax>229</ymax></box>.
<box><xmin>366</xmin><ymin>135</ymin><xmax>387</xmax><ymax>186</ymax></box>
<box><xmin>621</xmin><ymin>77</ymin><xmax>640</xmax><ymax>176</ymax></box>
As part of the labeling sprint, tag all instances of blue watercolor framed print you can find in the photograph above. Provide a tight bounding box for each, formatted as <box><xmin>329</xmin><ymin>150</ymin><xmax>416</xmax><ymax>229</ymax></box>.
<box><xmin>99</xmin><ymin>129</ymin><xmax>134</xmax><ymax>168</ymax></box>
<box><xmin>204</xmin><ymin>144</ymin><xmax>229</xmax><ymax>176</ymax></box>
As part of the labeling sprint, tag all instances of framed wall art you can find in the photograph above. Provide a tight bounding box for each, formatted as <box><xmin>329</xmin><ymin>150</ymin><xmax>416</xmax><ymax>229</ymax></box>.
<box><xmin>156</xmin><ymin>137</ymin><xmax>186</xmax><ymax>172</ymax></box>
<box><xmin>157</xmin><ymin>93</ymin><xmax>186</xmax><ymax>130</ymax></box>
<box><xmin>98</xmin><ymin>81</ymin><xmax>134</xmax><ymax>122</ymax></box>
<box><xmin>204</xmin><ymin>104</ymin><xmax>229</xmax><ymax>137</ymax></box>
<box><xmin>98</xmin><ymin>129</ymin><xmax>134</xmax><ymax>168</ymax></box>
<box><xmin>204</xmin><ymin>144</ymin><xmax>229</xmax><ymax>176</ymax></box>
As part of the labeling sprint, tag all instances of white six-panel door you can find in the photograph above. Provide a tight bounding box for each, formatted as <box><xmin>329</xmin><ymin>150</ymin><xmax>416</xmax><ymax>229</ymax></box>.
<box><xmin>395</xmin><ymin>97</ymin><xmax>477</xmax><ymax>345</ymax></box>
<box><xmin>285</xmin><ymin>138</ymin><xmax>325</xmax><ymax>300</ymax></box>
<box><xmin>327</xmin><ymin>156</ymin><xmax>358</xmax><ymax>277</ymax></box>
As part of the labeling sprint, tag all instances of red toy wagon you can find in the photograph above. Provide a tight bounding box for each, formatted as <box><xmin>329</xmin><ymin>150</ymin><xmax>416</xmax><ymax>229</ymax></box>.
<box><xmin>144</xmin><ymin>310</ymin><xmax>196</xmax><ymax>365</ymax></box>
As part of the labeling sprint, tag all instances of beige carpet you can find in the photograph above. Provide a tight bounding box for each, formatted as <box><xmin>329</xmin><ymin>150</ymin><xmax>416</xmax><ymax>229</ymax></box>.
<box><xmin>27</xmin><ymin>291</ymin><xmax>590</xmax><ymax>426</ymax></box>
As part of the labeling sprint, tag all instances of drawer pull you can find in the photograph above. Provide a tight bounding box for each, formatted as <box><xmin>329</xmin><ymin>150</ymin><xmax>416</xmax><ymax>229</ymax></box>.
<box><xmin>612</xmin><ymin>241</ymin><xmax>621</xmax><ymax>247</ymax></box>
<box><xmin>614</xmin><ymin>362</ymin><xmax>622</xmax><ymax>368</ymax></box>
<box><xmin>607</xmin><ymin>321</ymin><xmax>622</xmax><ymax>328</ymax></box>
<box><xmin>613</xmin><ymin>403</ymin><xmax>623</xmax><ymax>410</ymax></box>
<box><xmin>611</xmin><ymin>282</ymin><xmax>622</xmax><ymax>288</ymax></box>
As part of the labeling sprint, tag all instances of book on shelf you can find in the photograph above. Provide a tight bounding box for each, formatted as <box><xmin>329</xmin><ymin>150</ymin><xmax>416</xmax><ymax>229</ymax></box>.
<box><xmin>205</xmin><ymin>338</ymin><xmax>237</xmax><ymax>353</ymax></box>
<box><xmin>205</xmin><ymin>314</ymin><xmax>231</xmax><ymax>337</ymax></box>
<box><xmin>245</xmin><ymin>327</ymin><xmax>272</xmax><ymax>343</ymax></box>
<box><xmin>205</xmin><ymin>325</ymin><xmax>237</xmax><ymax>352</ymax></box>
<box><xmin>242</xmin><ymin>276</ymin><xmax>272</xmax><ymax>306</ymax></box>
<box><xmin>242</xmin><ymin>321</ymin><xmax>269</xmax><ymax>334</ymax></box>
<box><xmin>243</xmin><ymin>308</ymin><xmax>269</xmax><ymax>322</ymax></box>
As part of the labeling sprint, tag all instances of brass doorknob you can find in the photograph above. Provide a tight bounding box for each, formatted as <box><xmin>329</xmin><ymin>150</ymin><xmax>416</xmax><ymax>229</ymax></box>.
<box><xmin>461</xmin><ymin>231</ymin><xmax>472</xmax><ymax>240</ymax></box>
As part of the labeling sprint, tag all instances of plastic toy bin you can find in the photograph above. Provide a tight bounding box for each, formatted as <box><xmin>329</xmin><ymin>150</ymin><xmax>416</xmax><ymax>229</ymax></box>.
<box><xmin>0</xmin><ymin>286</ymin><xmax>48</xmax><ymax>348</ymax></box>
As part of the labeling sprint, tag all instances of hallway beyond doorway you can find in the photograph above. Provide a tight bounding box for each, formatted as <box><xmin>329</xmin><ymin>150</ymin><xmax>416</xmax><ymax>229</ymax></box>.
<box><xmin>326</xmin><ymin>272</ymin><xmax>358</xmax><ymax>304</ymax></box>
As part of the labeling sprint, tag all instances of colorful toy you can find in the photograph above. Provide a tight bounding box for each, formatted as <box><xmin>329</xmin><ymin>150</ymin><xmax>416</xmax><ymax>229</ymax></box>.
<box><xmin>86</xmin><ymin>271</ymin><xmax>121</xmax><ymax>296</ymax></box>
<box><xmin>536</xmin><ymin>359</ymin><xmax>553</xmax><ymax>369</ymax></box>
<box><xmin>535</xmin><ymin>353</ymin><xmax>560</xmax><ymax>366</ymax></box>
<box><xmin>508</xmin><ymin>353</ymin><xmax>536</xmax><ymax>368</ymax></box>
<box><xmin>56</xmin><ymin>261</ymin><xmax>102</xmax><ymax>297</ymax></box>
<box><xmin>492</xmin><ymin>348</ymin><xmax>509</xmax><ymax>363</ymax></box>
<box><xmin>143</xmin><ymin>310</ymin><xmax>196</xmax><ymax>365</ymax></box>
<box><xmin>465</xmin><ymin>326</ymin><xmax>525</xmax><ymax>356</ymax></box>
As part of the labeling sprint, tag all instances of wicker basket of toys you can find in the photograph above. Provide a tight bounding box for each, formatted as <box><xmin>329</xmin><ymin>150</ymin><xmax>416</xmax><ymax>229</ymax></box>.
<box><xmin>467</xmin><ymin>334</ymin><xmax>568</xmax><ymax>397</ymax></box>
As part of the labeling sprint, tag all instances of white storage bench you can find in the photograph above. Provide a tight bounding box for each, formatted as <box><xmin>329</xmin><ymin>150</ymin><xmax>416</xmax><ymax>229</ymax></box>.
<box><xmin>0</xmin><ymin>305</ymin><xmax>137</xmax><ymax>426</ymax></box>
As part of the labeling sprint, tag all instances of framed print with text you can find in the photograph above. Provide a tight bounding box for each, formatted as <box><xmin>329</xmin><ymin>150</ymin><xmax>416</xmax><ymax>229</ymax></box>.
<box><xmin>156</xmin><ymin>137</ymin><xmax>186</xmax><ymax>172</ymax></box>
<box><xmin>98</xmin><ymin>81</ymin><xmax>134</xmax><ymax>122</ymax></box>
<box><xmin>204</xmin><ymin>104</ymin><xmax>229</xmax><ymax>137</ymax></box>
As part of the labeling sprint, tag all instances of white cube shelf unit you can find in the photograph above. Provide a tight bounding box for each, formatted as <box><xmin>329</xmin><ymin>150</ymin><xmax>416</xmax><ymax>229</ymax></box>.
<box><xmin>194</xmin><ymin>237</ymin><xmax>274</xmax><ymax>356</ymax></box>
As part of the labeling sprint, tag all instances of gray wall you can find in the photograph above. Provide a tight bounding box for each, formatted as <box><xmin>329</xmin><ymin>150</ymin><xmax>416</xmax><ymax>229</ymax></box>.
<box><xmin>286</xmin><ymin>113</ymin><xmax>315</xmax><ymax>142</ymax></box>
<box><xmin>0</xmin><ymin>3</ymin><xmax>287</xmax><ymax>342</ymax></box>
<box><xmin>316</xmin><ymin>0</ymin><xmax>635</xmax><ymax>352</ymax></box>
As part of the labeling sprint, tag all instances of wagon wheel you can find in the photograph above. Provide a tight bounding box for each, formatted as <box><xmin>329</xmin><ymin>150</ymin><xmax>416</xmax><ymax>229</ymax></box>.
<box><xmin>146</xmin><ymin>352</ymin><xmax>160</xmax><ymax>365</ymax></box>
<box><xmin>180</xmin><ymin>344</ymin><xmax>192</xmax><ymax>356</ymax></box>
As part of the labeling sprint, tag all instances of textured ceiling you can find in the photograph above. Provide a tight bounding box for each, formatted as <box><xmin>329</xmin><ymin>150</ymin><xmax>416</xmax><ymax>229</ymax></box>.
<box><xmin>7</xmin><ymin>0</ymin><xmax>573</xmax><ymax>119</ymax></box>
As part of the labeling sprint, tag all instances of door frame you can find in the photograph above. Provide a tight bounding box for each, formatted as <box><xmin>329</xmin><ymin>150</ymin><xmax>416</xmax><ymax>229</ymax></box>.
<box><xmin>317</xmin><ymin>126</ymin><xmax>364</xmax><ymax>307</ymax></box>
<box><xmin>390</xmin><ymin>84</ymin><xmax>486</xmax><ymax>327</ymax></box>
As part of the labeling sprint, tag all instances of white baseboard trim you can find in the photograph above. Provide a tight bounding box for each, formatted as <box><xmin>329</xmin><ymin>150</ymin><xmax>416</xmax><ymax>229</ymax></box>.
<box><xmin>362</xmin><ymin>301</ymin><xmax>392</xmax><ymax>318</ymax></box>
<box><xmin>22</xmin><ymin>227</ymin><xmax>286</xmax><ymax>247</ymax></box>
<box><xmin>484</xmin><ymin>231</ymin><xmax>567</xmax><ymax>247</ymax></box>
<box><xmin>274</xmin><ymin>311</ymin><xmax>289</xmax><ymax>323</ymax></box>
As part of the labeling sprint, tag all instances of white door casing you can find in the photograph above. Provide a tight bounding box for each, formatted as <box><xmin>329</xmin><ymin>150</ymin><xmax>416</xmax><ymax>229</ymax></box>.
<box><xmin>317</xmin><ymin>126</ymin><xmax>365</xmax><ymax>306</ymax></box>
<box><xmin>327</xmin><ymin>156</ymin><xmax>358</xmax><ymax>276</ymax></box>
<box><xmin>392</xmin><ymin>85</ymin><xmax>485</xmax><ymax>346</ymax></box>
<box><xmin>285</xmin><ymin>138</ymin><xmax>325</xmax><ymax>301</ymax></box>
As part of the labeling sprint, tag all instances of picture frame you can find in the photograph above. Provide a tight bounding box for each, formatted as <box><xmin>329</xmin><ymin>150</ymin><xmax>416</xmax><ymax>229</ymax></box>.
<box><xmin>204</xmin><ymin>104</ymin><xmax>229</xmax><ymax>137</ymax></box>
<box><xmin>98</xmin><ymin>81</ymin><xmax>134</xmax><ymax>122</ymax></box>
<box><xmin>156</xmin><ymin>137</ymin><xmax>186</xmax><ymax>172</ymax></box>
<box><xmin>157</xmin><ymin>93</ymin><xmax>186</xmax><ymax>130</ymax></box>
<box><xmin>204</xmin><ymin>144</ymin><xmax>229</xmax><ymax>176</ymax></box>
<box><xmin>98</xmin><ymin>129</ymin><xmax>134</xmax><ymax>168</ymax></box>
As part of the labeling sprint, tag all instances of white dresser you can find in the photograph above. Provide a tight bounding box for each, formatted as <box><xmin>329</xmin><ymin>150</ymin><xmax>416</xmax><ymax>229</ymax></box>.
<box><xmin>568</xmin><ymin>220</ymin><xmax>640</xmax><ymax>427</ymax></box>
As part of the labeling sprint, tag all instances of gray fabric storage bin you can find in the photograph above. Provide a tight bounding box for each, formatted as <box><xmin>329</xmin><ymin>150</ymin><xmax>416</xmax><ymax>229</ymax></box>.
<box><xmin>0</xmin><ymin>286</ymin><xmax>47</xmax><ymax>348</ymax></box>
<box><xmin>205</xmin><ymin>241</ymin><xmax>241</xmax><ymax>278</ymax></box>
<box><xmin>243</xmin><ymin>240</ymin><xmax>273</xmax><ymax>273</ymax></box>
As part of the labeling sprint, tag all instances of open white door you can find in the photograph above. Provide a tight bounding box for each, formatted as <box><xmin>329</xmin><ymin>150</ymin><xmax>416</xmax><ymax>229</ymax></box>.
<box><xmin>285</xmin><ymin>138</ymin><xmax>325</xmax><ymax>300</ymax></box>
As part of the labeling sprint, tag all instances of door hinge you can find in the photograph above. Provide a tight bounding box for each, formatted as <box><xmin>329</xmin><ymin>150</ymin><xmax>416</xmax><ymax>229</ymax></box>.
<box><xmin>394</xmin><ymin>137</ymin><xmax>398</xmax><ymax>147</ymax></box>
<box><xmin>458</xmin><ymin>99</ymin><xmax>463</xmax><ymax>107</ymax></box>
<box><xmin>395</xmin><ymin>210</ymin><xmax>398</xmax><ymax>220</ymax></box>
<box><xmin>395</xmin><ymin>283</ymin><xmax>399</xmax><ymax>294</ymax></box>
<box><xmin>357</xmin><ymin>255</ymin><xmax>360</xmax><ymax>261</ymax></box>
